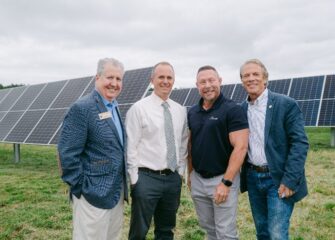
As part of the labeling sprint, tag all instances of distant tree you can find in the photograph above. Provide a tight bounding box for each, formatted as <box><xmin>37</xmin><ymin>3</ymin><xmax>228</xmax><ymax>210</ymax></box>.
<box><xmin>0</xmin><ymin>83</ymin><xmax>24</xmax><ymax>89</ymax></box>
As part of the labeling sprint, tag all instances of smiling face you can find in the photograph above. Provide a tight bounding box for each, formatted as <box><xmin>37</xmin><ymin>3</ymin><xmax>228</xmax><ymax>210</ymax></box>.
<box><xmin>196</xmin><ymin>69</ymin><xmax>222</xmax><ymax>108</ymax></box>
<box><xmin>95</xmin><ymin>63</ymin><xmax>123</xmax><ymax>102</ymax></box>
<box><xmin>151</xmin><ymin>63</ymin><xmax>175</xmax><ymax>101</ymax></box>
<box><xmin>241</xmin><ymin>63</ymin><xmax>267</xmax><ymax>102</ymax></box>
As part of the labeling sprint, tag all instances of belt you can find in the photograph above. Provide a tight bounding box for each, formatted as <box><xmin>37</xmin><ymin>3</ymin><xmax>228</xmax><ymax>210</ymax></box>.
<box><xmin>139</xmin><ymin>167</ymin><xmax>174</xmax><ymax>176</ymax></box>
<box><xmin>247</xmin><ymin>163</ymin><xmax>269</xmax><ymax>173</ymax></box>
<box><xmin>197</xmin><ymin>171</ymin><xmax>222</xmax><ymax>179</ymax></box>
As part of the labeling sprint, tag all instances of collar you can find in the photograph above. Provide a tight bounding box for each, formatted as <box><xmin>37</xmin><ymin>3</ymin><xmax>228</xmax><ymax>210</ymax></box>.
<box><xmin>95</xmin><ymin>90</ymin><xmax>118</xmax><ymax>108</ymax></box>
<box><xmin>247</xmin><ymin>88</ymin><xmax>268</xmax><ymax>106</ymax></box>
<box><xmin>151</xmin><ymin>91</ymin><xmax>172</xmax><ymax>107</ymax></box>
<box><xmin>198</xmin><ymin>93</ymin><xmax>224</xmax><ymax>112</ymax></box>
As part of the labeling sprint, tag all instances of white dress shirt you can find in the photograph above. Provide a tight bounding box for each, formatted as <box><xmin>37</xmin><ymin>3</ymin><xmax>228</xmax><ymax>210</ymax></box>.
<box><xmin>247</xmin><ymin>88</ymin><xmax>268</xmax><ymax>166</ymax></box>
<box><xmin>125</xmin><ymin>92</ymin><xmax>189</xmax><ymax>184</ymax></box>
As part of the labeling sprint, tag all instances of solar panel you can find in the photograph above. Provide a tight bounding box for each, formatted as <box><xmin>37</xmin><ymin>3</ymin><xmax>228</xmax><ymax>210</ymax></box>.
<box><xmin>118</xmin><ymin>104</ymin><xmax>132</xmax><ymax>122</ymax></box>
<box><xmin>11</xmin><ymin>84</ymin><xmax>46</xmax><ymax>111</ymax></box>
<box><xmin>82</xmin><ymin>77</ymin><xmax>95</xmax><ymax>96</ymax></box>
<box><xmin>117</xmin><ymin>67</ymin><xmax>152</xmax><ymax>104</ymax></box>
<box><xmin>221</xmin><ymin>84</ymin><xmax>235</xmax><ymax>99</ymax></box>
<box><xmin>26</xmin><ymin>109</ymin><xmax>68</xmax><ymax>144</ymax></box>
<box><xmin>267</xmin><ymin>79</ymin><xmax>291</xmax><ymax>95</ymax></box>
<box><xmin>0</xmin><ymin>88</ymin><xmax>11</xmax><ymax>103</ymax></box>
<box><xmin>29</xmin><ymin>80</ymin><xmax>67</xmax><ymax>110</ymax></box>
<box><xmin>289</xmin><ymin>76</ymin><xmax>323</xmax><ymax>100</ymax></box>
<box><xmin>5</xmin><ymin>110</ymin><xmax>45</xmax><ymax>143</ymax></box>
<box><xmin>297</xmin><ymin>100</ymin><xmax>320</xmax><ymax>126</ymax></box>
<box><xmin>323</xmin><ymin>75</ymin><xmax>335</xmax><ymax>99</ymax></box>
<box><xmin>0</xmin><ymin>86</ymin><xmax>26</xmax><ymax>111</ymax></box>
<box><xmin>231</xmin><ymin>84</ymin><xmax>248</xmax><ymax>104</ymax></box>
<box><xmin>170</xmin><ymin>88</ymin><xmax>191</xmax><ymax>105</ymax></box>
<box><xmin>1</xmin><ymin>70</ymin><xmax>335</xmax><ymax>147</ymax></box>
<box><xmin>184</xmin><ymin>88</ymin><xmax>200</xmax><ymax>107</ymax></box>
<box><xmin>318</xmin><ymin>99</ymin><xmax>335</xmax><ymax>126</ymax></box>
<box><xmin>51</xmin><ymin>77</ymin><xmax>92</xmax><ymax>108</ymax></box>
<box><xmin>0</xmin><ymin>111</ymin><xmax>6</xmax><ymax>122</ymax></box>
<box><xmin>0</xmin><ymin>112</ymin><xmax>24</xmax><ymax>140</ymax></box>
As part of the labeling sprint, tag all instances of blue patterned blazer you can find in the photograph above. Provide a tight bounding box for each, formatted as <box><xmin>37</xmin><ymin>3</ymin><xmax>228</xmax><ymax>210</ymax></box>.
<box><xmin>58</xmin><ymin>90</ymin><xmax>128</xmax><ymax>209</ymax></box>
<box><xmin>240</xmin><ymin>90</ymin><xmax>309</xmax><ymax>203</ymax></box>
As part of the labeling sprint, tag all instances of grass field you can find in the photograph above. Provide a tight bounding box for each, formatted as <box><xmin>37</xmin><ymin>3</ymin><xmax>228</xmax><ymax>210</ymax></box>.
<box><xmin>0</xmin><ymin>127</ymin><xmax>334</xmax><ymax>239</ymax></box>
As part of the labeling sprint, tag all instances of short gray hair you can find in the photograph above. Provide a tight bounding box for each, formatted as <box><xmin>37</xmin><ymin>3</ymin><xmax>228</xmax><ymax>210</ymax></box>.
<box><xmin>240</xmin><ymin>58</ymin><xmax>269</xmax><ymax>82</ymax></box>
<box><xmin>96</xmin><ymin>58</ymin><xmax>124</xmax><ymax>76</ymax></box>
<box><xmin>151</xmin><ymin>61</ymin><xmax>175</xmax><ymax>78</ymax></box>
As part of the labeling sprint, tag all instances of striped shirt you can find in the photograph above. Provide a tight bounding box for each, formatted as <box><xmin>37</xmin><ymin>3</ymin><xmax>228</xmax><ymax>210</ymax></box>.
<box><xmin>247</xmin><ymin>88</ymin><xmax>268</xmax><ymax>166</ymax></box>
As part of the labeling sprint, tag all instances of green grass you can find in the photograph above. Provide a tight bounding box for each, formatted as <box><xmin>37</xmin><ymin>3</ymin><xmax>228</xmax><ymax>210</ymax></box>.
<box><xmin>0</xmin><ymin>127</ymin><xmax>334</xmax><ymax>239</ymax></box>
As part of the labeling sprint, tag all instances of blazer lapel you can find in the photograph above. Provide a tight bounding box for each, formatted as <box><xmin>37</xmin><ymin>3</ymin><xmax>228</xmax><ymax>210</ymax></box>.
<box><xmin>94</xmin><ymin>92</ymin><xmax>124</xmax><ymax>148</ymax></box>
<box><xmin>264</xmin><ymin>90</ymin><xmax>275</xmax><ymax>146</ymax></box>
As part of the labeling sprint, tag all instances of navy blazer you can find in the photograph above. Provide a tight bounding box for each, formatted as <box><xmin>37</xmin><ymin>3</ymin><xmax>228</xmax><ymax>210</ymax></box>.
<box><xmin>240</xmin><ymin>90</ymin><xmax>309</xmax><ymax>203</ymax></box>
<box><xmin>58</xmin><ymin>90</ymin><xmax>128</xmax><ymax>209</ymax></box>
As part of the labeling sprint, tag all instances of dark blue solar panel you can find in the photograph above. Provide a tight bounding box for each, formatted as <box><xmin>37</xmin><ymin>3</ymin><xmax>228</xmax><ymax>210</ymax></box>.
<box><xmin>118</xmin><ymin>104</ymin><xmax>132</xmax><ymax>122</ymax></box>
<box><xmin>50</xmin><ymin>128</ymin><xmax>61</xmax><ymax>145</ymax></box>
<box><xmin>267</xmin><ymin>79</ymin><xmax>291</xmax><ymax>95</ymax></box>
<box><xmin>0</xmin><ymin>112</ymin><xmax>24</xmax><ymax>141</ymax></box>
<box><xmin>117</xmin><ymin>67</ymin><xmax>152</xmax><ymax>104</ymax></box>
<box><xmin>11</xmin><ymin>84</ymin><xmax>46</xmax><ymax>111</ymax></box>
<box><xmin>0</xmin><ymin>88</ymin><xmax>11</xmax><ymax>103</ymax></box>
<box><xmin>51</xmin><ymin>77</ymin><xmax>91</xmax><ymax>108</ymax></box>
<box><xmin>289</xmin><ymin>76</ymin><xmax>323</xmax><ymax>100</ymax></box>
<box><xmin>231</xmin><ymin>84</ymin><xmax>247</xmax><ymax>104</ymax></box>
<box><xmin>184</xmin><ymin>88</ymin><xmax>201</xmax><ymax>107</ymax></box>
<box><xmin>169</xmin><ymin>88</ymin><xmax>191</xmax><ymax>105</ymax></box>
<box><xmin>297</xmin><ymin>100</ymin><xmax>320</xmax><ymax>126</ymax></box>
<box><xmin>0</xmin><ymin>112</ymin><xmax>6</xmax><ymax>122</ymax></box>
<box><xmin>82</xmin><ymin>77</ymin><xmax>95</xmax><ymax>96</ymax></box>
<box><xmin>29</xmin><ymin>80</ymin><xmax>67</xmax><ymax>110</ymax></box>
<box><xmin>221</xmin><ymin>84</ymin><xmax>235</xmax><ymax>99</ymax></box>
<box><xmin>5</xmin><ymin>110</ymin><xmax>45</xmax><ymax>143</ymax></box>
<box><xmin>0</xmin><ymin>86</ymin><xmax>26</xmax><ymax>111</ymax></box>
<box><xmin>26</xmin><ymin>109</ymin><xmax>68</xmax><ymax>144</ymax></box>
<box><xmin>323</xmin><ymin>75</ymin><xmax>335</xmax><ymax>99</ymax></box>
<box><xmin>318</xmin><ymin>99</ymin><xmax>335</xmax><ymax>126</ymax></box>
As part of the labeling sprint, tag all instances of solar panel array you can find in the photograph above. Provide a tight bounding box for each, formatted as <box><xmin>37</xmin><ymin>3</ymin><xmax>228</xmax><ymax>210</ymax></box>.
<box><xmin>0</xmin><ymin>72</ymin><xmax>334</xmax><ymax>145</ymax></box>
<box><xmin>0</xmin><ymin>67</ymin><xmax>152</xmax><ymax>145</ymax></box>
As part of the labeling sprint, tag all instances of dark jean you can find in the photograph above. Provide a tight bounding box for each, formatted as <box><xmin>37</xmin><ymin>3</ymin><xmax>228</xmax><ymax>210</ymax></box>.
<box><xmin>247</xmin><ymin>168</ymin><xmax>294</xmax><ymax>240</ymax></box>
<box><xmin>128</xmin><ymin>170</ymin><xmax>182</xmax><ymax>240</ymax></box>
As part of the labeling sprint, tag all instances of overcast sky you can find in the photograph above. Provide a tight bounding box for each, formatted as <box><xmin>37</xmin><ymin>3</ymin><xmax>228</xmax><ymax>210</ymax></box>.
<box><xmin>0</xmin><ymin>0</ymin><xmax>334</xmax><ymax>88</ymax></box>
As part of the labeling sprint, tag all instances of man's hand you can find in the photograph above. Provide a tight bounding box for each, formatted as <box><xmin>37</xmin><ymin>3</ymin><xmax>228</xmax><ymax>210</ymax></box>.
<box><xmin>214</xmin><ymin>182</ymin><xmax>230</xmax><ymax>204</ymax></box>
<box><xmin>278</xmin><ymin>184</ymin><xmax>295</xmax><ymax>198</ymax></box>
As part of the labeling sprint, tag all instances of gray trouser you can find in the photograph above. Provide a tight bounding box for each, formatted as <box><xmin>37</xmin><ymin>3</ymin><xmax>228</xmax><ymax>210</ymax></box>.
<box><xmin>191</xmin><ymin>171</ymin><xmax>240</xmax><ymax>240</ymax></box>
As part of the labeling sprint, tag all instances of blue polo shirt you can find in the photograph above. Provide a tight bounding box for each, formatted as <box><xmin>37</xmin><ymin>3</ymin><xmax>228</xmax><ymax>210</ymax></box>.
<box><xmin>188</xmin><ymin>93</ymin><xmax>248</xmax><ymax>176</ymax></box>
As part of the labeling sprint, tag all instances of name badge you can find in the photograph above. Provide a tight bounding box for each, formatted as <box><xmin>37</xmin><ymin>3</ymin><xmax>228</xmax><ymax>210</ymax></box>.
<box><xmin>98</xmin><ymin>111</ymin><xmax>112</xmax><ymax>120</ymax></box>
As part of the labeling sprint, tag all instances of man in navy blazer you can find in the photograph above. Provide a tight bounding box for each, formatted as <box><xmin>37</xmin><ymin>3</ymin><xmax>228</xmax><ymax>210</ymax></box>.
<box><xmin>58</xmin><ymin>58</ymin><xmax>128</xmax><ymax>240</ymax></box>
<box><xmin>240</xmin><ymin>59</ymin><xmax>309</xmax><ymax>240</ymax></box>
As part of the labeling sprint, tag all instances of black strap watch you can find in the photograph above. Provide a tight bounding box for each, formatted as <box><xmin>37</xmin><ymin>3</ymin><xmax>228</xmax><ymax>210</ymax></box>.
<box><xmin>221</xmin><ymin>177</ymin><xmax>232</xmax><ymax>187</ymax></box>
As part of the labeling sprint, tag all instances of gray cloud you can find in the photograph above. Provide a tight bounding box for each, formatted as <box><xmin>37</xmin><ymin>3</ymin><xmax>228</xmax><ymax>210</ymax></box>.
<box><xmin>0</xmin><ymin>0</ymin><xmax>334</xmax><ymax>87</ymax></box>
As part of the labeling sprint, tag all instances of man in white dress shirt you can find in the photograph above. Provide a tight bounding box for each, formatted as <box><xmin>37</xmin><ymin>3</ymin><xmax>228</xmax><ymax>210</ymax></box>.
<box><xmin>125</xmin><ymin>62</ymin><xmax>188</xmax><ymax>240</ymax></box>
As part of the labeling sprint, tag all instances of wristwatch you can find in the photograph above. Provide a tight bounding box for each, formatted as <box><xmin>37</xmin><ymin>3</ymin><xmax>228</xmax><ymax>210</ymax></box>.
<box><xmin>221</xmin><ymin>177</ymin><xmax>232</xmax><ymax>187</ymax></box>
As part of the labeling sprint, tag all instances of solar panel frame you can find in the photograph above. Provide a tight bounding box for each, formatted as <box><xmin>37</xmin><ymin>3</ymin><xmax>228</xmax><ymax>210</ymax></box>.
<box><xmin>221</xmin><ymin>84</ymin><xmax>236</xmax><ymax>99</ymax></box>
<box><xmin>11</xmin><ymin>84</ymin><xmax>46</xmax><ymax>111</ymax></box>
<box><xmin>267</xmin><ymin>79</ymin><xmax>291</xmax><ymax>95</ymax></box>
<box><xmin>25</xmin><ymin>108</ymin><xmax>68</xmax><ymax>144</ymax></box>
<box><xmin>0</xmin><ymin>111</ymin><xmax>25</xmax><ymax>141</ymax></box>
<box><xmin>289</xmin><ymin>76</ymin><xmax>324</xmax><ymax>100</ymax></box>
<box><xmin>4</xmin><ymin>110</ymin><xmax>46</xmax><ymax>143</ymax></box>
<box><xmin>50</xmin><ymin>77</ymin><xmax>92</xmax><ymax>109</ymax></box>
<box><xmin>0</xmin><ymin>86</ymin><xmax>27</xmax><ymax>111</ymax></box>
<box><xmin>169</xmin><ymin>88</ymin><xmax>191</xmax><ymax>106</ymax></box>
<box><xmin>0</xmin><ymin>88</ymin><xmax>12</xmax><ymax>103</ymax></box>
<box><xmin>231</xmin><ymin>84</ymin><xmax>248</xmax><ymax>104</ymax></box>
<box><xmin>318</xmin><ymin>99</ymin><xmax>335</xmax><ymax>126</ymax></box>
<box><xmin>29</xmin><ymin>80</ymin><xmax>67</xmax><ymax>110</ymax></box>
<box><xmin>184</xmin><ymin>88</ymin><xmax>201</xmax><ymax>107</ymax></box>
<box><xmin>297</xmin><ymin>100</ymin><xmax>320</xmax><ymax>126</ymax></box>
<box><xmin>323</xmin><ymin>75</ymin><xmax>335</xmax><ymax>99</ymax></box>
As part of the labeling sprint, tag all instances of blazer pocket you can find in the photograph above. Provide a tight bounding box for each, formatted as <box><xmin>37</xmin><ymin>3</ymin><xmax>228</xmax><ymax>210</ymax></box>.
<box><xmin>83</xmin><ymin>162</ymin><xmax>114</xmax><ymax>176</ymax></box>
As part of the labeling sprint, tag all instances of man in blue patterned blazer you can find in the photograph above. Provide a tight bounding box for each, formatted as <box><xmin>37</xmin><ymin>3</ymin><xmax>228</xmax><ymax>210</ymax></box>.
<box><xmin>240</xmin><ymin>59</ymin><xmax>309</xmax><ymax>240</ymax></box>
<box><xmin>58</xmin><ymin>58</ymin><xmax>128</xmax><ymax>240</ymax></box>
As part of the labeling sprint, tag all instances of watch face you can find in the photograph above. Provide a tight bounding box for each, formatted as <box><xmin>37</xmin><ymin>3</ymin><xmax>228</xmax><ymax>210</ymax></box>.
<box><xmin>222</xmin><ymin>178</ymin><xmax>232</xmax><ymax>187</ymax></box>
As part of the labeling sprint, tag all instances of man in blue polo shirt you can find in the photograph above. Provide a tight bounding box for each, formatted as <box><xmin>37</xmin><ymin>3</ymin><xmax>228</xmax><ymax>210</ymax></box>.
<box><xmin>188</xmin><ymin>65</ymin><xmax>249</xmax><ymax>240</ymax></box>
